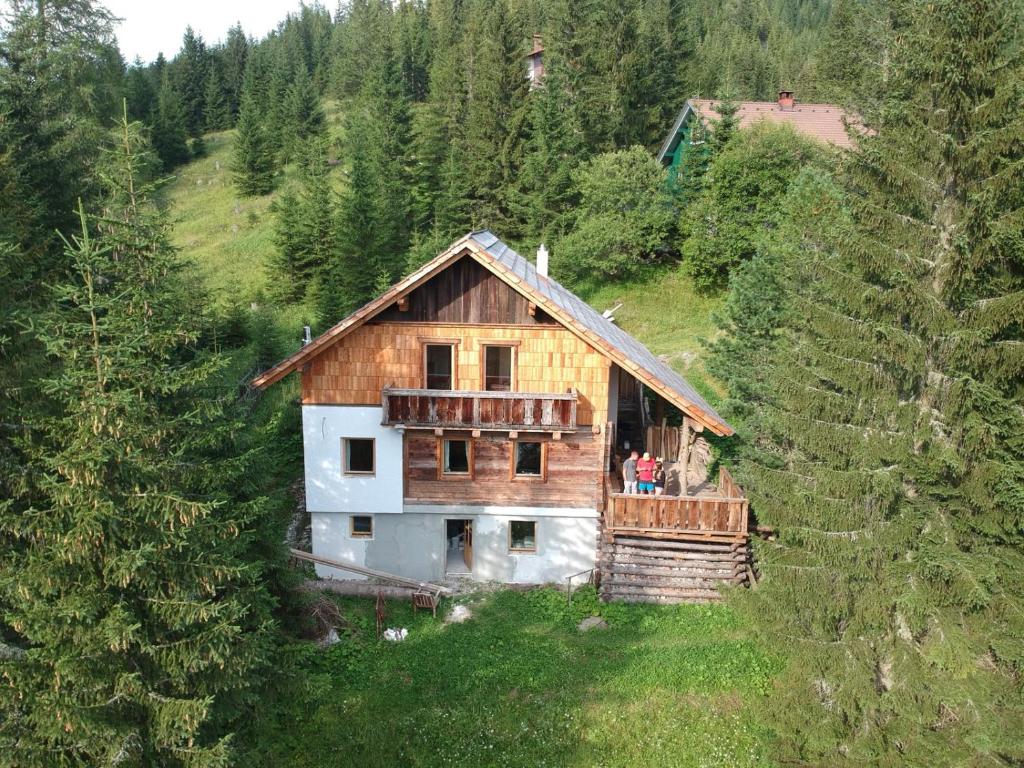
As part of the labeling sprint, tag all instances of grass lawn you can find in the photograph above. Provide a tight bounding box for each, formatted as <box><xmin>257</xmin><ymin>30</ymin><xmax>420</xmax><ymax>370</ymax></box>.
<box><xmin>586</xmin><ymin>272</ymin><xmax>726</xmax><ymax>403</ymax></box>
<box><xmin>164</xmin><ymin>130</ymin><xmax>278</xmax><ymax>300</ymax></box>
<box><xmin>238</xmin><ymin>587</ymin><xmax>776</xmax><ymax>768</ymax></box>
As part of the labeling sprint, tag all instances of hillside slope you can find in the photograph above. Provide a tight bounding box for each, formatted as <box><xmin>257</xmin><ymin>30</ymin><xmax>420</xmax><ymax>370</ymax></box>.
<box><xmin>163</xmin><ymin>130</ymin><xmax>723</xmax><ymax>400</ymax></box>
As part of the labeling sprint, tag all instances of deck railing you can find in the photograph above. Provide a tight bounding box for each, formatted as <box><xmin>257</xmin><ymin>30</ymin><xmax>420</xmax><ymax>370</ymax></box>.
<box><xmin>381</xmin><ymin>387</ymin><xmax>577</xmax><ymax>432</ymax></box>
<box><xmin>605</xmin><ymin>467</ymin><xmax>749</xmax><ymax>540</ymax></box>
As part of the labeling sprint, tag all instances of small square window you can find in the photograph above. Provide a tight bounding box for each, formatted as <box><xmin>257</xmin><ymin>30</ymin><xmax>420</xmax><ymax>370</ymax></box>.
<box><xmin>509</xmin><ymin>520</ymin><xmax>537</xmax><ymax>552</ymax></box>
<box><xmin>350</xmin><ymin>515</ymin><xmax>373</xmax><ymax>538</ymax></box>
<box><xmin>484</xmin><ymin>345</ymin><xmax>513</xmax><ymax>391</ymax></box>
<box><xmin>443</xmin><ymin>439</ymin><xmax>470</xmax><ymax>475</ymax></box>
<box><xmin>514</xmin><ymin>441</ymin><xmax>543</xmax><ymax>477</ymax></box>
<box><xmin>343</xmin><ymin>438</ymin><xmax>375</xmax><ymax>474</ymax></box>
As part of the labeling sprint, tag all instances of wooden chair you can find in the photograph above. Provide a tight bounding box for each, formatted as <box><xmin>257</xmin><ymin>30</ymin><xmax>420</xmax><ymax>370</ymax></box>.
<box><xmin>412</xmin><ymin>586</ymin><xmax>442</xmax><ymax>618</ymax></box>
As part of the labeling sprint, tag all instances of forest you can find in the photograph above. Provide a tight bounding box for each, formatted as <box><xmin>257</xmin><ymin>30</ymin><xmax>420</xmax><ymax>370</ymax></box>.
<box><xmin>1</xmin><ymin>0</ymin><xmax>1022</xmax><ymax>766</ymax></box>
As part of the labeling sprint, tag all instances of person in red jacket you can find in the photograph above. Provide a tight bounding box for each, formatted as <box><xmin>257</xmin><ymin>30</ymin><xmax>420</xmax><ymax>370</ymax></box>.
<box><xmin>637</xmin><ymin>451</ymin><xmax>657</xmax><ymax>494</ymax></box>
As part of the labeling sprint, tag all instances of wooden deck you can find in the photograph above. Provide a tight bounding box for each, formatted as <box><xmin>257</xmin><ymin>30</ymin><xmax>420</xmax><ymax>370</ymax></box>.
<box><xmin>381</xmin><ymin>387</ymin><xmax>577</xmax><ymax>432</ymax></box>
<box><xmin>604</xmin><ymin>467</ymin><xmax>749</xmax><ymax>543</ymax></box>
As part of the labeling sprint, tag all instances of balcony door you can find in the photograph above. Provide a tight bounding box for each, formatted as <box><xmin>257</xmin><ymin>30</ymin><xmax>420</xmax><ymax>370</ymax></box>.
<box><xmin>424</xmin><ymin>343</ymin><xmax>455</xmax><ymax>390</ymax></box>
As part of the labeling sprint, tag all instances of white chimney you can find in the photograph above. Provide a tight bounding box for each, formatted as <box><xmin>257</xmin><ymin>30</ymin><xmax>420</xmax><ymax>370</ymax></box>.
<box><xmin>536</xmin><ymin>243</ymin><xmax>549</xmax><ymax>277</ymax></box>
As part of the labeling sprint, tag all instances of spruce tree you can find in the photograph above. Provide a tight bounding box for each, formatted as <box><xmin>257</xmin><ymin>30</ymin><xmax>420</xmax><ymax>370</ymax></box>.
<box><xmin>732</xmin><ymin>1</ymin><xmax>1024</xmax><ymax>763</ymax></box>
<box><xmin>151</xmin><ymin>72</ymin><xmax>191</xmax><ymax>171</ymax></box>
<box><xmin>203</xmin><ymin>61</ymin><xmax>232</xmax><ymax>132</ymax></box>
<box><xmin>0</xmin><ymin>113</ymin><xmax>274</xmax><ymax>766</ymax></box>
<box><xmin>460</xmin><ymin>0</ymin><xmax>529</xmax><ymax>232</ymax></box>
<box><xmin>270</xmin><ymin>139</ymin><xmax>338</xmax><ymax>303</ymax></box>
<box><xmin>232</xmin><ymin>88</ymin><xmax>278</xmax><ymax>196</ymax></box>
<box><xmin>176</xmin><ymin>25</ymin><xmax>209</xmax><ymax>136</ymax></box>
<box><xmin>222</xmin><ymin>24</ymin><xmax>250</xmax><ymax>120</ymax></box>
<box><xmin>284</xmin><ymin>63</ymin><xmax>326</xmax><ymax>158</ymax></box>
<box><xmin>513</xmin><ymin>69</ymin><xmax>584</xmax><ymax>245</ymax></box>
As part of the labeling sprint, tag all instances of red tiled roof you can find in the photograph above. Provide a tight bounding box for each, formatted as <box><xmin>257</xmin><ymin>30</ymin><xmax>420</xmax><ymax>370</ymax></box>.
<box><xmin>689</xmin><ymin>98</ymin><xmax>856</xmax><ymax>149</ymax></box>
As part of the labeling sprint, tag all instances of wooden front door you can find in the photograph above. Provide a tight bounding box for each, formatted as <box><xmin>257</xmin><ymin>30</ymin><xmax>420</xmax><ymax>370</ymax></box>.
<box><xmin>464</xmin><ymin>521</ymin><xmax>473</xmax><ymax>571</ymax></box>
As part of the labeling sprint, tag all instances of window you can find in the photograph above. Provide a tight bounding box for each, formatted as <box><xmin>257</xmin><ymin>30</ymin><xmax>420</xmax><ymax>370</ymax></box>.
<box><xmin>483</xmin><ymin>345</ymin><xmax>514</xmax><ymax>391</ymax></box>
<box><xmin>343</xmin><ymin>438</ymin><xmax>375</xmax><ymax>474</ymax></box>
<box><xmin>509</xmin><ymin>520</ymin><xmax>537</xmax><ymax>552</ymax></box>
<box><xmin>442</xmin><ymin>438</ymin><xmax>471</xmax><ymax>475</ymax></box>
<box><xmin>350</xmin><ymin>515</ymin><xmax>373</xmax><ymax>538</ymax></box>
<box><xmin>425</xmin><ymin>344</ymin><xmax>454</xmax><ymax>390</ymax></box>
<box><xmin>513</xmin><ymin>440</ymin><xmax>544</xmax><ymax>478</ymax></box>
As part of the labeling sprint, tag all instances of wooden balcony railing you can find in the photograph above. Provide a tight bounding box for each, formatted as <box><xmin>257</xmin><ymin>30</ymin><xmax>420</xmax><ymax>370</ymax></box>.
<box><xmin>381</xmin><ymin>387</ymin><xmax>577</xmax><ymax>432</ymax></box>
<box><xmin>605</xmin><ymin>467</ymin><xmax>749</xmax><ymax>541</ymax></box>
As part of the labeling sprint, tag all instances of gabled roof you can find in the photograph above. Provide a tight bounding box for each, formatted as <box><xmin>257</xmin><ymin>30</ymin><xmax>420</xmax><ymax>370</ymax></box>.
<box><xmin>253</xmin><ymin>231</ymin><xmax>733</xmax><ymax>436</ymax></box>
<box><xmin>657</xmin><ymin>97</ymin><xmax>856</xmax><ymax>162</ymax></box>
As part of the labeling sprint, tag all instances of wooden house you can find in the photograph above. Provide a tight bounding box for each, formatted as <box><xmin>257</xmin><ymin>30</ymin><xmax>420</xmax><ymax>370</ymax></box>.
<box><xmin>253</xmin><ymin>232</ymin><xmax>751</xmax><ymax>602</ymax></box>
<box><xmin>657</xmin><ymin>90</ymin><xmax>857</xmax><ymax>186</ymax></box>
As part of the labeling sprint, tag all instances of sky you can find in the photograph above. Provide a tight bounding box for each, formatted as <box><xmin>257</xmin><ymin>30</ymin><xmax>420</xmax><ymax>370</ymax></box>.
<box><xmin>105</xmin><ymin>0</ymin><xmax>310</xmax><ymax>63</ymax></box>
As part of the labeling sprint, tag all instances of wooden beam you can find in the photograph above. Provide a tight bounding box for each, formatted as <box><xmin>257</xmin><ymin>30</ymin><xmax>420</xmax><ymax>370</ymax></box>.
<box><xmin>397</xmin><ymin>296</ymin><xmax>409</xmax><ymax>312</ymax></box>
<box><xmin>527</xmin><ymin>301</ymin><xmax>537</xmax><ymax>316</ymax></box>
<box><xmin>289</xmin><ymin>548</ymin><xmax>452</xmax><ymax>595</ymax></box>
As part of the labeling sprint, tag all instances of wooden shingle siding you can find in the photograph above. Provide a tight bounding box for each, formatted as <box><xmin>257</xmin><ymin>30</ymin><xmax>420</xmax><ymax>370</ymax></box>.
<box><xmin>404</xmin><ymin>431</ymin><xmax>602</xmax><ymax>509</ymax></box>
<box><xmin>302</xmin><ymin>322</ymin><xmax>611</xmax><ymax>425</ymax></box>
<box><xmin>375</xmin><ymin>256</ymin><xmax>557</xmax><ymax>325</ymax></box>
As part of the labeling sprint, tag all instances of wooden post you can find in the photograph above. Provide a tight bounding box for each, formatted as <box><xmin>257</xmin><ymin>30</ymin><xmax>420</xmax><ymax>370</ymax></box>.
<box><xmin>679</xmin><ymin>417</ymin><xmax>693</xmax><ymax>493</ymax></box>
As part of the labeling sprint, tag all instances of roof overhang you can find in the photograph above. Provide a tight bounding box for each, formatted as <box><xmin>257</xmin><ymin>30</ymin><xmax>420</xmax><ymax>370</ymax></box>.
<box><xmin>656</xmin><ymin>100</ymin><xmax>696</xmax><ymax>164</ymax></box>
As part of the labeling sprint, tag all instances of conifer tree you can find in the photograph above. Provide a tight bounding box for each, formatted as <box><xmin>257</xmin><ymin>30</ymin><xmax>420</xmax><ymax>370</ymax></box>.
<box><xmin>460</xmin><ymin>0</ymin><xmax>529</xmax><ymax>231</ymax></box>
<box><xmin>410</xmin><ymin>0</ymin><xmax>468</xmax><ymax>239</ymax></box>
<box><xmin>232</xmin><ymin>88</ymin><xmax>278</xmax><ymax>196</ymax></box>
<box><xmin>203</xmin><ymin>61</ymin><xmax>232</xmax><ymax>132</ymax></box>
<box><xmin>270</xmin><ymin>139</ymin><xmax>338</xmax><ymax>303</ymax></box>
<box><xmin>124</xmin><ymin>57</ymin><xmax>157</xmax><ymax>122</ymax></box>
<box><xmin>222</xmin><ymin>24</ymin><xmax>250</xmax><ymax>120</ymax></box>
<box><xmin>513</xmin><ymin>69</ymin><xmax>584</xmax><ymax>245</ymax></box>
<box><xmin>732</xmin><ymin>1</ymin><xmax>1024</xmax><ymax>762</ymax></box>
<box><xmin>0</xmin><ymin>113</ymin><xmax>275</xmax><ymax>767</ymax></box>
<box><xmin>151</xmin><ymin>72</ymin><xmax>191</xmax><ymax>170</ymax></box>
<box><xmin>176</xmin><ymin>25</ymin><xmax>210</xmax><ymax>136</ymax></box>
<box><xmin>285</xmin><ymin>63</ymin><xmax>326</xmax><ymax>158</ymax></box>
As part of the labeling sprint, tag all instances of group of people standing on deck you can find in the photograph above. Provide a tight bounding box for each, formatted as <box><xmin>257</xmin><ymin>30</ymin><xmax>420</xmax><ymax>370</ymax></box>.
<box><xmin>622</xmin><ymin>450</ymin><xmax>666</xmax><ymax>495</ymax></box>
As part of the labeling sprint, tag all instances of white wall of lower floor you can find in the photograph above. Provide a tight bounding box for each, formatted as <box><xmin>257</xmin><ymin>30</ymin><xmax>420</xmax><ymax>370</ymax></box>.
<box><xmin>310</xmin><ymin>505</ymin><xmax>599</xmax><ymax>584</ymax></box>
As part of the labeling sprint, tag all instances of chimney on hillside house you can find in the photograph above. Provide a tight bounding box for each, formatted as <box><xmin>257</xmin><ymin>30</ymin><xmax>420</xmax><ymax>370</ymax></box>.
<box><xmin>526</xmin><ymin>34</ymin><xmax>545</xmax><ymax>89</ymax></box>
<box><xmin>777</xmin><ymin>90</ymin><xmax>795</xmax><ymax>110</ymax></box>
<box><xmin>536</xmin><ymin>243</ymin><xmax>549</xmax><ymax>277</ymax></box>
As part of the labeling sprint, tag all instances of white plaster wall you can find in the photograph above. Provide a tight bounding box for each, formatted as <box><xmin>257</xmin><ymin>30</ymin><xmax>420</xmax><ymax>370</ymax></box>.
<box><xmin>470</xmin><ymin>513</ymin><xmax>598</xmax><ymax>584</ymax></box>
<box><xmin>302</xmin><ymin>405</ymin><xmax>403</xmax><ymax>514</ymax></box>
<box><xmin>310</xmin><ymin>506</ymin><xmax>598</xmax><ymax>585</ymax></box>
<box><xmin>311</xmin><ymin>512</ymin><xmax>369</xmax><ymax>580</ymax></box>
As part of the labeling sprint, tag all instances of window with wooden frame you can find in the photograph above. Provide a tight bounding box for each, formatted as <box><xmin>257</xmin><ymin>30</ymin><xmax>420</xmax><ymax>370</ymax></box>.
<box><xmin>439</xmin><ymin>437</ymin><xmax>473</xmax><ymax>478</ymax></box>
<box><xmin>350</xmin><ymin>515</ymin><xmax>373</xmax><ymax>538</ymax></box>
<box><xmin>511</xmin><ymin>440</ymin><xmax>546</xmax><ymax>480</ymax></box>
<box><xmin>482</xmin><ymin>344</ymin><xmax>516</xmax><ymax>391</ymax></box>
<box><xmin>424</xmin><ymin>342</ymin><xmax>456</xmax><ymax>390</ymax></box>
<box><xmin>342</xmin><ymin>438</ymin><xmax>375</xmax><ymax>474</ymax></box>
<box><xmin>509</xmin><ymin>520</ymin><xmax>537</xmax><ymax>553</ymax></box>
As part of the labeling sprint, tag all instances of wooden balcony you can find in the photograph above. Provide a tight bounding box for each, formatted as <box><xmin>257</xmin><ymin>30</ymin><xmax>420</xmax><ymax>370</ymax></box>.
<box><xmin>604</xmin><ymin>467</ymin><xmax>749</xmax><ymax>543</ymax></box>
<box><xmin>381</xmin><ymin>387</ymin><xmax>578</xmax><ymax>432</ymax></box>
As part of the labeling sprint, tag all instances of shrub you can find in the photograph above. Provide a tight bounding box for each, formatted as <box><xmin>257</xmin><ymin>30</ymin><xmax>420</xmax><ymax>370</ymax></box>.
<box><xmin>552</xmin><ymin>146</ymin><xmax>677</xmax><ymax>291</ymax></box>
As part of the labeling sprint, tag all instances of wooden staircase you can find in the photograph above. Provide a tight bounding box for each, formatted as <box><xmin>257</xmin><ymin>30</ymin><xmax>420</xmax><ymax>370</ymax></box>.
<box><xmin>599</xmin><ymin>534</ymin><xmax>752</xmax><ymax>604</ymax></box>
